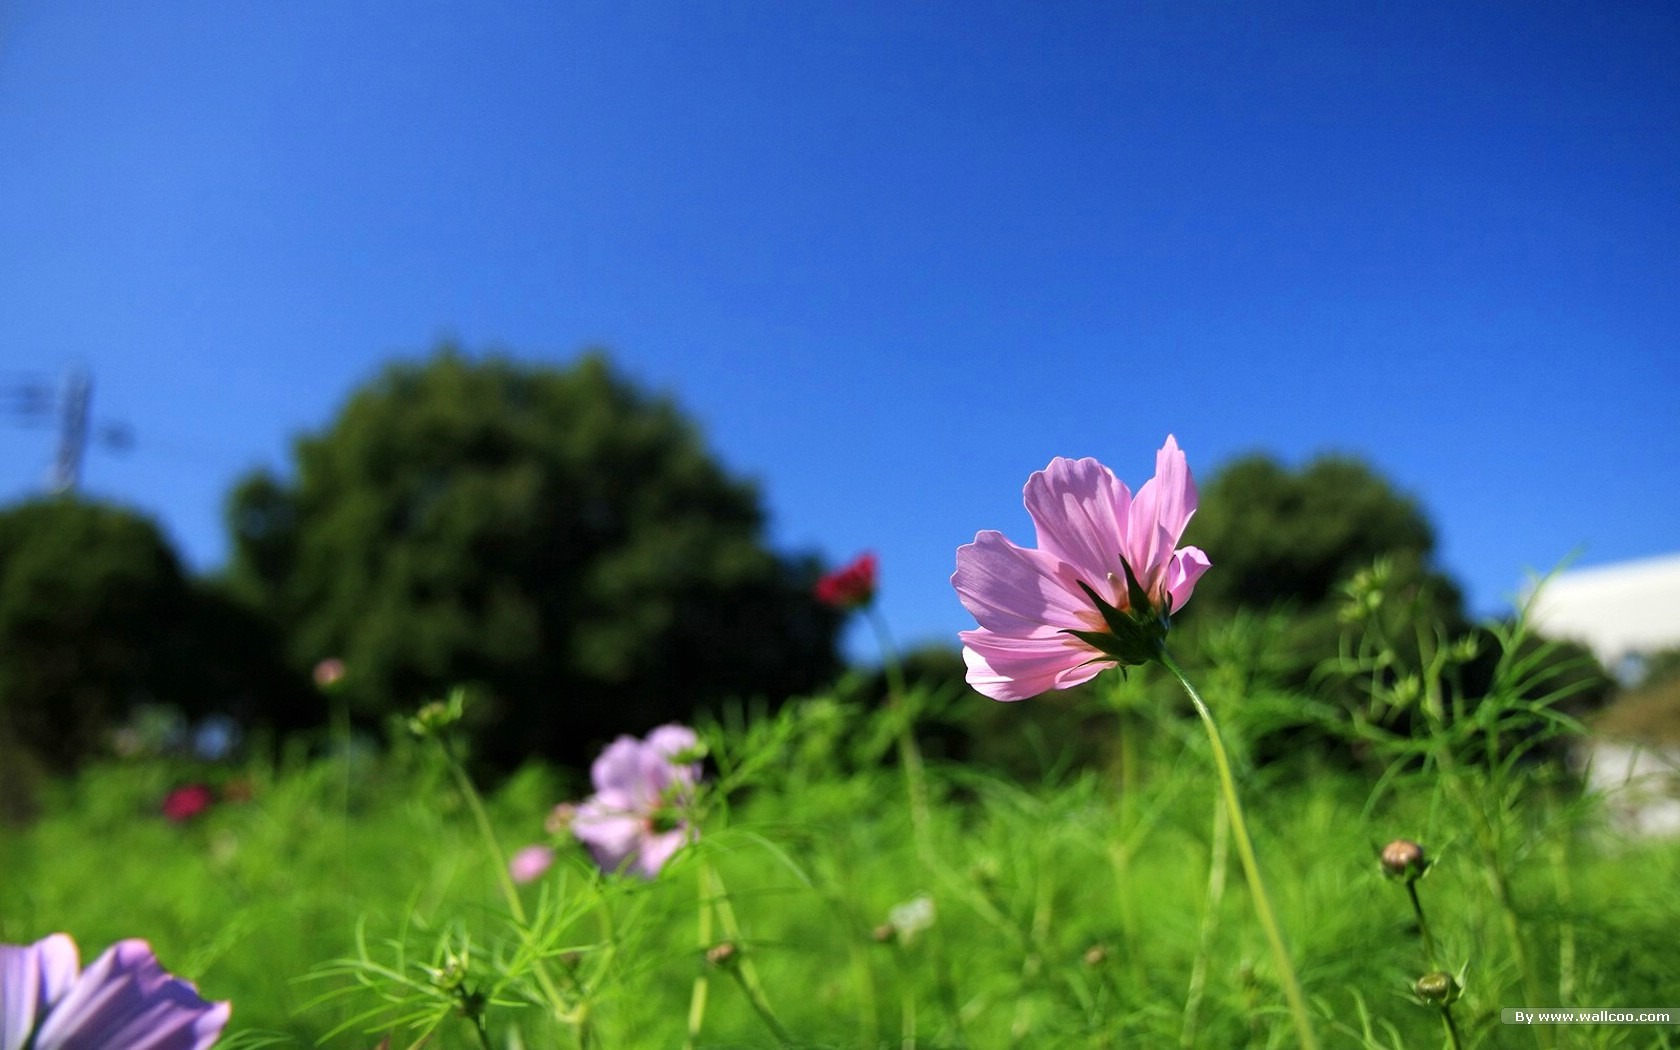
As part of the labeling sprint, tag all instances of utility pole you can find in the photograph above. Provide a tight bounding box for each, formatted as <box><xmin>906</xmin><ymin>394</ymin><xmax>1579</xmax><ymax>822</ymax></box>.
<box><xmin>51</xmin><ymin>366</ymin><xmax>92</xmax><ymax>493</ymax></box>
<box><xmin>2</xmin><ymin>365</ymin><xmax>130</xmax><ymax>493</ymax></box>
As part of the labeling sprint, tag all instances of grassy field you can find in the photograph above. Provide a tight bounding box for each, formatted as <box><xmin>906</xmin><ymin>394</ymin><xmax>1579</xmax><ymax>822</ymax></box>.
<box><xmin>5</xmin><ymin>642</ymin><xmax>1679</xmax><ymax>1050</ymax></box>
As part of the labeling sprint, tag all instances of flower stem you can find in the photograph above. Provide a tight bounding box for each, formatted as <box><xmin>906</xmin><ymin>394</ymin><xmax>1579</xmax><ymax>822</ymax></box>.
<box><xmin>684</xmin><ymin>861</ymin><xmax>715</xmax><ymax>1049</ymax></box>
<box><xmin>1157</xmin><ymin>650</ymin><xmax>1319</xmax><ymax>1050</ymax></box>
<box><xmin>1406</xmin><ymin>881</ymin><xmax>1440</xmax><ymax>970</ymax></box>
<box><xmin>1442</xmin><ymin>1005</ymin><xmax>1466</xmax><ymax>1050</ymax></box>
<box><xmin>867</xmin><ymin>607</ymin><xmax>933</xmax><ymax>864</ymax></box>
<box><xmin>1180</xmin><ymin>792</ymin><xmax>1229</xmax><ymax>1049</ymax></box>
<box><xmin>436</xmin><ymin>736</ymin><xmax>576</xmax><ymax>1028</ymax></box>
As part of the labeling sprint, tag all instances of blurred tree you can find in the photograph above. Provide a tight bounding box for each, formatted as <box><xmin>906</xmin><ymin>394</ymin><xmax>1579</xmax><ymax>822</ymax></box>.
<box><xmin>0</xmin><ymin>499</ymin><xmax>194</xmax><ymax>769</ymax></box>
<box><xmin>1175</xmin><ymin>452</ymin><xmax>1608</xmax><ymax>766</ymax></box>
<box><xmin>224</xmin><ymin>348</ymin><xmax>841</xmax><ymax>767</ymax></box>
<box><xmin>1182</xmin><ymin>452</ymin><xmax>1463</xmax><ymax>623</ymax></box>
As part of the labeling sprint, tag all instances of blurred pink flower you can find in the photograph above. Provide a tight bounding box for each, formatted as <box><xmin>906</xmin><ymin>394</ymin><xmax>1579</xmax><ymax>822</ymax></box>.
<box><xmin>572</xmin><ymin>725</ymin><xmax>701</xmax><ymax>878</ymax></box>
<box><xmin>161</xmin><ymin>784</ymin><xmax>214</xmax><ymax>823</ymax></box>
<box><xmin>814</xmin><ymin>552</ymin><xmax>878</xmax><ymax>609</ymax></box>
<box><xmin>508</xmin><ymin>845</ymin><xmax>556</xmax><ymax>885</ymax></box>
<box><xmin>952</xmin><ymin>436</ymin><xmax>1210</xmax><ymax>701</ymax></box>
<box><xmin>312</xmin><ymin>658</ymin><xmax>346</xmax><ymax>690</ymax></box>
<box><xmin>0</xmin><ymin>933</ymin><xmax>229</xmax><ymax>1050</ymax></box>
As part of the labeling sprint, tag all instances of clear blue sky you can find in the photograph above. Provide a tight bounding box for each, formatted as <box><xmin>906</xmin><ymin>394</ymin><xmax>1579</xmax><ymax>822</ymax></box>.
<box><xmin>2</xmin><ymin>1</ymin><xmax>1676</xmax><ymax>659</ymax></box>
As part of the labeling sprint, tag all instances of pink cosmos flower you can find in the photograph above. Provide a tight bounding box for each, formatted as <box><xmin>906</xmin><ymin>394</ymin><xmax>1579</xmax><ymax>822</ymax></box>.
<box><xmin>0</xmin><ymin>933</ymin><xmax>230</xmax><ymax>1050</ymax></box>
<box><xmin>952</xmin><ymin>436</ymin><xmax>1211</xmax><ymax>702</ymax></box>
<box><xmin>571</xmin><ymin>725</ymin><xmax>701</xmax><ymax>879</ymax></box>
<box><xmin>814</xmin><ymin>552</ymin><xmax>878</xmax><ymax>609</ymax></box>
<box><xmin>508</xmin><ymin>845</ymin><xmax>556</xmax><ymax>885</ymax></box>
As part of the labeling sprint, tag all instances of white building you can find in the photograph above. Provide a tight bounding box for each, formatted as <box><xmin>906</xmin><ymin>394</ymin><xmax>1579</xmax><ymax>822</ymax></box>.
<box><xmin>1526</xmin><ymin>552</ymin><xmax>1680</xmax><ymax>684</ymax></box>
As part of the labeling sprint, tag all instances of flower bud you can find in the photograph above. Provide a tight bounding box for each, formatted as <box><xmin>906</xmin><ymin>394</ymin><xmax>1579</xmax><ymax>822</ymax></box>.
<box><xmin>706</xmin><ymin>941</ymin><xmax>738</xmax><ymax>967</ymax></box>
<box><xmin>407</xmin><ymin>688</ymin><xmax>467</xmax><ymax>738</ymax></box>
<box><xmin>313</xmin><ymin>657</ymin><xmax>347</xmax><ymax>690</ymax></box>
<box><xmin>1413</xmin><ymin>971</ymin><xmax>1461</xmax><ymax>1006</ymax></box>
<box><xmin>1082</xmin><ymin>944</ymin><xmax>1108</xmax><ymax>967</ymax></box>
<box><xmin>545</xmin><ymin>802</ymin><xmax>578</xmax><ymax>836</ymax></box>
<box><xmin>1380</xmin><ymin>839</ymin><xmax>1427</xmax><ymax>882</ymax></box>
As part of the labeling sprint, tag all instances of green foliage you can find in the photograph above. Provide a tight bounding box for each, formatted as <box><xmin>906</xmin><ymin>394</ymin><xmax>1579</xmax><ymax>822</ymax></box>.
<box><xmin>0</xmin><ymin>498</ymin><xmax>196</xmax><ymax>770</ymax></box>
<box><xmin>224</xmin><ymin>348</ymin><xmax>841</xmax><ymax>767</ymax></box>
<box><xmin>7</xmin><ymin>641</ymin><xmax>1679</xmax><ymax>1049</ymax></box>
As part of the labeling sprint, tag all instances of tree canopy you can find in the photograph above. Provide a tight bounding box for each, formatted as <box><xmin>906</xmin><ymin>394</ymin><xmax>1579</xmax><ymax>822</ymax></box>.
<box><xmin>0</xmin><ymin>499</ymin><xmax>196</xmax><ymax>768</ymax></box>
<box><xmin>225</xmin><ymin>349</ymin><xmax>841</xmax><ymax>767</ymax></box>
<box><xmin>1183</xmin><ymin>452</ymin><xmax>1460</xmax><ymax>620</ymax></box>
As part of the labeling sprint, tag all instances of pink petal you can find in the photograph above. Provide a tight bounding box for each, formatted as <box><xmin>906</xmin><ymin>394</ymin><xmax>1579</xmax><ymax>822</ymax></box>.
<box><xmin>572</xmin><ymin>794</ymin><xmax>643</xmax><ymax>873</ymax></box>
<box><xmin>1022</xmin><ymin>458</ymin><xmax>1132</xmax><ymax>583</ymax></box>
<box><xmin>1165</xmin><ymin>547</ymin><xmax>1211</xmax><ymax>611</ymax></box>
<box><xmin>1127</xmin><ymin>436</ymin><xmax>1199</xmax><ymax>587</ymax></box>
<box><xmin>634</xmin><ymin>827</ymin><xmax>689</xmax><ymax>878</ymax></box>
<box><xmin>960</xmin><ymin>628</ymin><xmax>1109</xmax><ymax>702</ymax></box>
<box><xmin>953</xmin><ymin>532</ymin><xmax>1108</xmax><ymax>636</ymax></box>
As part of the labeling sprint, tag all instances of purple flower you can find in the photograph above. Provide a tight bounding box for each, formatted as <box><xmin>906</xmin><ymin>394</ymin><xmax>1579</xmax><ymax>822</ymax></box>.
<box><xmin>571</xmin><ymin>725</ymin><xmax>702</xmax><ymax>878</ymax></box>
<box><xmin>1</xmin><ymin>933</ymin><xmax>229</xmax><ymax>1050</ymax></box>
<box><xmin>952</xmin><ymin>436</ymin><xmax>1210</xmax><ymax>701</ymax></box>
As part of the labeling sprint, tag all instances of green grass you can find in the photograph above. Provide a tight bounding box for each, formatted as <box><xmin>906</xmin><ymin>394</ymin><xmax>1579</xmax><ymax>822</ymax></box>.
<box><xmin>4</xmin><ymin>681</ymin><xmax>1680</xmax><ymax>1049</ymax></box>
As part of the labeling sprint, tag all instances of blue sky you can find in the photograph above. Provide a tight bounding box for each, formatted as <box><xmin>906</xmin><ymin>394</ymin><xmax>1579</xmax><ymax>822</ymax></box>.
<box><xmin>2</xmin><ymin>1</ymin><xmax>1676</xmax><ymax>659</ymax></box>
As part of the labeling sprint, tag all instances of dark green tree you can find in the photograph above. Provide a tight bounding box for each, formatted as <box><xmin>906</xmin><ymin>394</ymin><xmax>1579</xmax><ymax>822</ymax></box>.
<box><xmin>225</xmin><ymin>348</ymin><xmax>841</xmax><ymax>767</ymax></box>
<box><xmin>0</xmin><ymin>499</ymin><xmax>195</xmax><ymax>768</ymax></box>
<box><xmin>1183</xmin><ymin>452</ymin><xmax>1462</xmax><ymax>622</ymax></box>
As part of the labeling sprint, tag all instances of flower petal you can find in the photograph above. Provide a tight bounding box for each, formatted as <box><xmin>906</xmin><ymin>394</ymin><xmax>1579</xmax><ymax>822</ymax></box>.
<box><xmin>960</xmin><ymin>628</ymin><xmax>1109</xmax><ymax>702</ymax></box>
<box><xmin>953</xmin><ymin>531</ymin><xmax>1108</xmax><ymax>635</ymax></box>
<box><xmin>572</xmin><ymin>793</ymin><xmax>643</xmax><ymax>873</ymax></box>
<box><xmin>634</xmin><ymin>827</ymin><xmax>690</xmax><ymax>878</ymax></box>
<box><xmin>1126</xmin><ymin>436</ymin><xmax>1198</xmax><ymax>587</ymax></box>
<box><xmin>1164</xmin><ymin>546</ymin><xmax>1211</xmax><ymax>612</ymax></box>
<box><xmin>32</xmin><ymin>940</ymin><xmax>228</xmax><ymax>1050</ymax></box>
<box><xmin>1022</xmin><ymin>458</ymin><xmax>1132</xmax><ymax>583</ymax></box>
<box><xmin>589</xmin><ymin>736</ymin><xmax>650</xmax><ymax>796</ymax></box>
<box><xmin>0</xmin><ymin>935</ymin><xmax>72</xmax><ymax>1050</ymax></box>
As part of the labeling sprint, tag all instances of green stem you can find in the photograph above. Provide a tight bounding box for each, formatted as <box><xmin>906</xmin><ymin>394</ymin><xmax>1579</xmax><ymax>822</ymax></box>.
<box><xmin>436</xmin><ymin>736</ymin><xmax>576</xmax><ymax>1027</ymax></box>
<box><xmin>702</xmin><ymin>859</ymin><xmax>792</xmax><ymax>1044</ymax></box>
<box><xmin>684</xmin><ymin>861</ymin><xmax>716</xmax><ymax>1049</ymax></box>
<box><xmin>1442</xmin><ymin>1005</ymin><xmax>1465</xmax><ymax>1050</ymax></box>
<box><xmin>1406</xmin><ymin>881</ymin><xmax>1440</xmax><ymax>970</ymax></box>
<box><xmin>1181</xmin><ymin>793</ymin><xmax>1229</xmax><ymax>1049</ymax></box>
<box><xmin>1158</xmin><ymin>650</ymin><xmax>1319</xmax><ymax>1050</ymax></box>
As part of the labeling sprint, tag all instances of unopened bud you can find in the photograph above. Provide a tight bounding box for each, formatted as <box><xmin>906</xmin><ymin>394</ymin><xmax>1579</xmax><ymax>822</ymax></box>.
<box><xmin>1380</xmin><ymin>839</ymin><xmax>1427</xmax><ymax>882</ymax></box>
<box><xmin>1414</xmin><ymin>971</ymin><xmax>1460</xmax><ymax>1006</ymax></box>
<box><xmin>313</xmin><ymin>658</ymin><xmax>347</xmax><ymax>690</ymax></box>
<box><xmin>1082</xmin><ymin>945</ymin><xmax>1108</xmax><ymax>967</ymax></box>
<box><xmin>872</xmin><ymin>923</ymin><xmax>896</xmax><ymax>944</ymax></box>
<box><xmin>545</xmin><ymin>802</ymin><xmax>578</xmax><ymax>835</ymax></box>
<box><xmin>407</xmin><ymin>689</ymin><xmax>467</xmax><ymax>738</ymax></box>
<box><xmin>706</xmin><ymin>942</ymin><xmax>738</xmax><ymax>967</ymax></box>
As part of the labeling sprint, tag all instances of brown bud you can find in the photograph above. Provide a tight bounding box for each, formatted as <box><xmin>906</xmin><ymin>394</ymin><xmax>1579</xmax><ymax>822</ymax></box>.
<box><xmin>872</xmin><ymin>923</ymin><xmax>896</xmax><ymax>944</ymax></box>
<box><xmin>1380</xmin><ymin>839</ymin><xmax>1427</xmax><ymax>881</ymax></box>
<box><xmin>1082</xmin><ymin>945</ymin><xmax>1108</xmax><ymax>967</ymax></box>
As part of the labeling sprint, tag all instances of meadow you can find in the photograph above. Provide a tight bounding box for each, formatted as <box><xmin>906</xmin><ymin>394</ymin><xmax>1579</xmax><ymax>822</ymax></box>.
<box><xmin>5</xmin><ymin>601</ymin><xmax>1678</xmax><ymax>1050</ymax></box>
